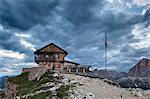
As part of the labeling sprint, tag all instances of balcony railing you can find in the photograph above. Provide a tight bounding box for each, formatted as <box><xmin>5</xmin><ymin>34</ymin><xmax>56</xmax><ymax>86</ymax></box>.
<box><xmin>35</xmin><ymin>56</ymin><xmax>57</xmax><ymax>62</ymax></box>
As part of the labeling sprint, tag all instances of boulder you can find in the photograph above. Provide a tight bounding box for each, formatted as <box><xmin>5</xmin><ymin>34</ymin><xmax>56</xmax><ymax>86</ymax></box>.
<box><xmin>84</xmin><ymin>92</ymin><xmax>95</xmax><ymax>99</ymax></box>
<box><xmin>103</xmin><ymin>78</ymin><xmax>118</xmax><ymax>86</ymax></box>
<box><xmin>62</xmin><ymin>78</ymin><xmax>69</xmax><ymax>85</ymax></box>
<box><xmin>70</xmin><ymin>80</ymin><xmax>79</xmax><ymax>84</ymax></box>
<box><xmin>129</xmin><ymin>88</ymin><xmax>146</xmax><ymax>97</ymax></box>
<box><xmin>53</xmin><ymin>73</ymin><xmax>59</xmax><ymax>77</ymax></box>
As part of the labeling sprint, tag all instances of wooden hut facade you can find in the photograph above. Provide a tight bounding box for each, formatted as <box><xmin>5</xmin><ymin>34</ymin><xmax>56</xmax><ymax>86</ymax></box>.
<box><xmin>33</xmin><ymin>43</ymin><xmax>89</xmax><ymax>73</ymax></box>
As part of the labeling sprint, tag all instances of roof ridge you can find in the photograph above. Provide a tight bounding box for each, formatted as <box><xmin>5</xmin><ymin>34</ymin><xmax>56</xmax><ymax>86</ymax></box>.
<box><xmin>34</xmin><ymin>43</ymin><xmax>68</xmax><ymax>55</ymax></box>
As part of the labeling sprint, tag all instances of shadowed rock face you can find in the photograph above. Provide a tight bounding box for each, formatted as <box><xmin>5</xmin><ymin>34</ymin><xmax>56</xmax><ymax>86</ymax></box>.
<box><xmin>5</xmin><ymin>82</ymin><xmax>18</xmax><ymax>99</ymax></box>
<box><xmin>0</xmin><ymin>76</ymin><xmax>9</xmax><ymax>89</ymax></box>
<box><xmin>129</xmin><ymin>58</ymin><xmax>150</xmax><ymax>77</ymax></box>
<box><xmin>88</xmin><ymin>70</ymin><xmax>128</xmax><ymax>80</ymax></box>
<box><xmin>118</xmin><ymin>77</ymin><xmax>150</xmax><ymax>90</ymax></box>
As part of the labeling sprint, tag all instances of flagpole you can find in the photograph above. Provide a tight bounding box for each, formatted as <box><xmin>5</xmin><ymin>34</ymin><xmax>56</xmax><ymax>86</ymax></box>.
<box><xmin>105</xmin><ymin>44</ymin><xmax>107</xmax><ymax>71</ymax></box>
<box><xmin>105</xmin><ymin>32</ymin><xmax>107</xmax><ymax>71</ymax></box>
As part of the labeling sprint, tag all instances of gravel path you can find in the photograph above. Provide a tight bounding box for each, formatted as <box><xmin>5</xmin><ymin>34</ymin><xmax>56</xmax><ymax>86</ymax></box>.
<box><xmin>63</xmin><ymin>74</ymin><xmax>150</xmax><ymax>99</ymax></box>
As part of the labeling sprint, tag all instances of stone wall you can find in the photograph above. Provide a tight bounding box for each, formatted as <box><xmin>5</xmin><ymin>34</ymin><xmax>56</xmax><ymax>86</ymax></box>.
<box><xmin>22</xmin><ymin>67</ymin><xmax>48</xmax><ymax>81</ymax></box>
<box><xmin>22</xmin><ymin>68</ymin><xmax>34</xmax><ymax>73</ymax></box>
<box><xmin>28</xmin><ymin>67</ymin><xmax>48</xmax><ymax>81</ymax></box>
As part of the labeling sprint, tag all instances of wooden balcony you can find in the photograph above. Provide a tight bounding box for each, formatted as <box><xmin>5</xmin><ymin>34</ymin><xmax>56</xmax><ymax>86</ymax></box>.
<box><xmin>35</xmin><ymin>56</ymin><xmax>58</xmax><ymax>63</ymax></box>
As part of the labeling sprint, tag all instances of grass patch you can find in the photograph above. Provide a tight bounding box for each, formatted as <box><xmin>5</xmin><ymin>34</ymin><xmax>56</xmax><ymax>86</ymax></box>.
<box><xmin>7</xmin><ymin>71</ymin><xmax>73</xmax><ymax>98</ymax></box>
<box><xmin>17</xmin><ymin>80</ymin><xmax>38</xmax><ymax>95</ymax></box>
<box><xmin>39</xmin><ymin>71</ymin><xmax>54</xmax><ymax>84</ymax></box>
<box><xmin>28</xmin><ymin>91</ymin><xmax>52</xmax><ymax>99</ymax></box>
<box><xmin>7</xmin><ymin>72</ymin><xmax>38</xmax><ymax>95</ymax></box>
<box><xmin>7</xmin><ymin>72</ymin><xmax>29</xmax><ymax>84</ymax></box>
<box><xmin>7</xmin><ymin>71</ymin><xmax>56</xmax><ymax>96</ymax></box>
<box><xmin>57</xmin><ymin>85</ymin><xmax>70</xmax><ymax>98</ymax></box>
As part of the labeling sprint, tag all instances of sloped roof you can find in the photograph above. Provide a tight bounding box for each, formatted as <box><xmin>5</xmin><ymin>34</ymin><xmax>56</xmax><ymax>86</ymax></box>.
<box><xmin>34</xmin><ymin>43</ymin><xmax>68</xmax><ymax>55</ymax></box>
<box><xmin>60</xmin><ymin>60</ymin><xmax>79</xmax><ymax>65</ymax></box>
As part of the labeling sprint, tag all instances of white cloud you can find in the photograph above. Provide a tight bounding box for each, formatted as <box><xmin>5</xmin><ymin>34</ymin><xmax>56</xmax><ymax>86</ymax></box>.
<box><xmin>0</xmin><ymin>24</ymin><xmax>4</xmax><ymax>31</ymax></box>
<box><xmin>0</xmin><ymin>68</ymin><xmax>14</xmax><ymax>73</ymax></box>
<box><xmin>141</xmin><ymin>9</ymin><xmax>147</xmax><ymax>15</ymax></box>
<box><xmin>0</xmin><ymin>24</ymin><xmax>9</xmax><ymax>32</ymax></box>
<box><xmin>15</xmin><ymin>33</ymin><xmax>31</xmax><ymax>38</ymax></box>
<box><xmin>130</xmin><ymin>23</ymin><xmax>150</xmax><ymax>49</ymax></box>
<box><xmin>132</xmin><ymin>0</ymin><xmax>150</xmax><ymax>7</ymax></box>
<box><xmin>20</xmin><ymin>38</ymin><xmax>36</xmax><ymax>51</ymax></box>
<box><xmin>98</xmin><ymin>65</ymin><xmax>117</xmax><ymax>70</ymax></box>
<box><xmin>87</xmin><ymin>65</ymin><xmax>117</xmax><ymax>71</ymax></box>
<box><xmin>107</xmin><ymin>49</ymin><xmax>120</xmax><ymax>58</ymax></box>
<box><xmin>0</xmin><ymin>68</ymin><xmax>21</xmax><ymax>76</ymax></box>
<box><xmin>0</xmin><ymin>62</ymin><xmax>37</xmax><ymax>76</ymax></box>
<box><xmin>11</xmin><ymin>62</ymin><xmax>38</xmax><ymax>67</ymax></box>
<box><xmin>103</xmin><ymin>0</ymin><xmax>131</xmax><ymax>13</ymax></box>
<box><xmin>15</xmin><ymin>32</ymin><xmax>35</xmax><ymax>51</ymax></box>
<box><xmin>0</xmin><ymin>49</ymin><xmax>26</xmax><ymax>59</ymax></box>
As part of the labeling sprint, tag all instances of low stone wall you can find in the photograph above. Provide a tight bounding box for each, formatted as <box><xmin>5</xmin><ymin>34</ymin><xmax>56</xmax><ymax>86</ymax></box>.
<box><xmin>28</xmin><ymin>67</ymin><xmax>48</xmax><ymax>81</ymax></box>
<box><xmin>22</xmin><ymin>68</ymin><xmax>34</xmax><ymax>73</ymax></box>
<box><xmin>22</xmin><ymin>67</ymin><xmax>48</xmax><ymax>81</ymax></box>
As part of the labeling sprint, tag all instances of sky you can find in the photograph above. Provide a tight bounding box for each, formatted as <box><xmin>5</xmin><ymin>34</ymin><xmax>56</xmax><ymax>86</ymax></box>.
<box><xmin>0</xmin><ymin>0</ymin><xmax>150</xmax><ymax>76</ymax></box>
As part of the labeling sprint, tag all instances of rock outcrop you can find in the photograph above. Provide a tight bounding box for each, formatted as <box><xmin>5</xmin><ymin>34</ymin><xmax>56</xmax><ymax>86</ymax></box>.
<box><xmin>4</xmin><ymin>72</ymin><xmax>150</xmax><ymax>99</ymax></box>
<box><xmin>5</xmin><ymin>81</ymin><xmax>18</xmax><ymax>99</ymax></box>
<box><xmin>129</xmin><ymin>58</ymin><xmax>150</xmax><ymax>77</ymax></box>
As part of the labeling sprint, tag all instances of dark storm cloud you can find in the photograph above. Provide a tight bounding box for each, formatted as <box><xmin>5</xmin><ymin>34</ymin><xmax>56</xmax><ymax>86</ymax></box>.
<box><xmin>0</xmin><ymin>0</ymin><xmax>59</xmax><ymax>30</ymax></box>
<box><xmin>0</xmin><ymin>0</ymin><xmax>147</xmax><ymax>32</ymax></box>
<box><xmin>0</xmin><ymin>0</ymin><xmax>150</xmax><ymax>76</ymax></box>
<box><xmin>0</xmin><ymin>29</ymin><xmax>21</xmax><ymax>51</ymax></box>
<box><xmin>143</xmin><ymin>8</ymin><xmax>150</xmax><ymax>27</ymax></box>
<box><xmin>101</xmin><ymin>13</ymin><xmax>132</xmax><ymax>31</ymax></box>
<box><xmin>0</xmin><ymin>26</ymin><xmax>35</xmax><ymax>64</ymax></box>
<box><xmin>0</xmin><ymin>0</ymin><xmax>101</xmax><ymax>39</ymax></box>
<box><xmin>62</xmin><ymin>0</ymin><xmax>105</xmax><ymax>26</ymax></box>
<box><xmin>0</xmin><ymin>28</ymin><xmax>34</xmax><ymax>55</ymax></box>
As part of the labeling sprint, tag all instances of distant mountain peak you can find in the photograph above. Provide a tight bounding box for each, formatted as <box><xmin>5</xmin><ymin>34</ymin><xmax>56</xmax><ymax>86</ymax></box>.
<box><xmin>129</xmin><ymin>58</ymin><xmax>150</xmax><ymax>77</ymax></box>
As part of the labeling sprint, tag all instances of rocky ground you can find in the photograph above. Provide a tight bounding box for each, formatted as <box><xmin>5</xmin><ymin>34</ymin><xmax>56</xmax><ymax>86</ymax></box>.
<box><xmin>63</xmin><ymin>74</ymin><xmax>150</xmax><ymax>99</ymax></box>
<box><xmin>3</xmin><ymin>71</ymin><xmax>150</xmax><ymax>99</ymax></box>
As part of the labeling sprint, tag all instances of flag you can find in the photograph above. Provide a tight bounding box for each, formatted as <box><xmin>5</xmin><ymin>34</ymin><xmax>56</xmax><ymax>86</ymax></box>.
<box><xmin>104</xmin><ymin>32</ymin><xmax>107</xmax><ymax>71</ymax></box>
<box><xmin>105</xmin><ymin>33</ymin><xmax>107</xmax><ymax>48</ymax></box>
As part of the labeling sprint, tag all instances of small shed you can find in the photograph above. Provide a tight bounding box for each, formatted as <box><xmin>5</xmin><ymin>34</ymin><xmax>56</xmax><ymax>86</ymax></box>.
<box><xmin>61</xmin><ymin>61</ymin><xmax>79</xmax><ymax>73</ymax></box>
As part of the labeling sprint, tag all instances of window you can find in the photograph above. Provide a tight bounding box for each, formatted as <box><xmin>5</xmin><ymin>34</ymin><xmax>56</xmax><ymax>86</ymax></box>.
<box><xmin>55</xmin><ymin>54</ymin><xmax>59</xmax><ymax>59</ymax></box>
<box><xmin>45</xmin><ymin>55</ymin><xmax>49</xmax><ymax>58</ymax></box>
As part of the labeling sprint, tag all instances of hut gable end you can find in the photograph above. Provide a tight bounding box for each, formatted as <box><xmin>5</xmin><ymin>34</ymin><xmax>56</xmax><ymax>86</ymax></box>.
<box><xmin>34</xmin><ymin>43</ymin><xmax>68</xmax><ymax>54</ymax></box>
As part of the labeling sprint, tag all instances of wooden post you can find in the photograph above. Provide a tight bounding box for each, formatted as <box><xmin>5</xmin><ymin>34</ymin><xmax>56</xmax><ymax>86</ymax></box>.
<box><xmin>69</xmin><ymin>68</ymin><xmax>71</xmax><ymax>73</ymax></box>
<box><xmin>83</xmin><ymin>68</ymin><xmax>86</xmax><ymax>73</ymax></box>
<box><xmin>76</xmin><ymin>67</ymin><xmax>78</xmax><ymax>73</ymax></box>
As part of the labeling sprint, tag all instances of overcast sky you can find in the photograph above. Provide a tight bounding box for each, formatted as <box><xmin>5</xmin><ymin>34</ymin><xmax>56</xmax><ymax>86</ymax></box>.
<box><xmin>0</xmin><ymin>0</ymin><xmax>150</xmax><ymax>76</ymax></box>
